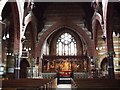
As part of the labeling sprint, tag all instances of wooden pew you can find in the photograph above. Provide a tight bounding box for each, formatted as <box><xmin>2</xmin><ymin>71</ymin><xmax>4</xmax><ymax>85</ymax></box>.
<box><xmin>2</xmin><ymin>78</ymin><xmax>57</xmax><ymax>90</ymax></box>
<box><xmin>72</xmin><ymin>79</ymin><xmax>120</xmax><ymax>90</ymax></box>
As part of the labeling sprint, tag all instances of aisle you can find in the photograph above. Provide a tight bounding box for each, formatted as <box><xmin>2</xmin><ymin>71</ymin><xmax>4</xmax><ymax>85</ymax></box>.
<box><xmin>56</xmin><ymin>84</ymin><xmax>71</xmax><ymax>90</ymax></box>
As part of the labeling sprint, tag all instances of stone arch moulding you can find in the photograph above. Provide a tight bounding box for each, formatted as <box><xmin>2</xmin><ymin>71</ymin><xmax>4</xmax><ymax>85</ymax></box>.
<box><xmin>99</xmin><ymin>54</ymin><xmax>107</xmax><ymax>68</ymax></box>
<box><xmin>22</xmin><ymin>13</ymin><xmax>32</xmax><ymax>37</ymax></box>
<box><xmin>1</xmin><ymin>0</ymin><xmax>23</xmax><ymax>56</ymax></box>
<box><xmin>0</xmin><ymin>0</ymin><xmax>23</xmax><ymax>30</ymax></box>
<box><xmin>102</xmin><ymin>0</ymin><xmax>108</xmax><ymax>38</ymax></box>
<box><xmin>92</xmin><ymin>13</ymin><xmax>105</xmax><ymax>50</ymax></box>
<box><xmin>100</xmin><ymin>57</ymin><xmax>107</xmax><ymax>70</ymax></box>
<box><xmin>36</xmin><ymin>20</ymin><xmax>96</xmax><ymax>59</ymax></box>
<box><xmin>22</xmin><ymin>12</ymin><xmax>37</xmax><ymax>55</ymax></box>
<box><xmin>0</xmin><ymin>0</ymin><xmax>8</xmax><ymax>19</ymax></box>
<box><xmin>92</xmin><ymin>12</ymin><xmax>103</xmax><ymax>40</ymax></box>
<box><xmin>93</xmin><ymin>20</ymin><xmax>103</xmax><ymax>46</ymax></box>
<box><xmin>24</xmin><ymin>21</ymin><xmax>36</xmax><ymax>59</ymax></box>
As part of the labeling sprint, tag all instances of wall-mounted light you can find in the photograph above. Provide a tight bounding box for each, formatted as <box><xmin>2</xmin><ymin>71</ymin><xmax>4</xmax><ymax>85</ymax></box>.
<box><xmin>117</xmin><ymin>33</ymin><xmax>120</xmax><ymax>38</ymax></box>
<box><xmin>96</xmin><ymin>47</ymin><xmax>99</xmax><ymax>50</ymax></box>
<box><xmin>24</xmin><ymin>47</ymin><xmax>26</xmax><ymax>50</ymax></box>
<box><xmin>6</xmin><ymin>32</ymin><xmax>9</xmax><ymax>39</ymax></box>
<box><xmin>6</xmin><ymin>53</ymin><xmax>8</xmax><ymax>56</ymax></box>
<box><xmin>3</xmin><ymin>35</ymin><xmax>6</xmax><ymax>40</ymax></box>
<box><xmin>26</xmin><ymin>48</ymin><xmax>28</xmax><ymax>51</ymax></box>
<box><xmin>3</xmin><ymin>32</ymin><xmax>9</xmax><ymax>40</ymax></box>
<box><xmin>99</xmin><ymin>47</ymin><xmax>103</xmax><ymax>50</ymax></box>
<box><xmin>23</xmin><ymin>46</ymin><xmax>31</xmax><ymax>51</ymax></box>
<box><xmin>28</xmin><ymin>47</ymin><xmax>31</xmax><ymax>51</ymax></box>
<box><xmin>6</xmin><ymin>52</ymin><xmax>13</xmax><ymax>56</ymax></box>
<box><xmin>21</xmin><ymin>35</ymin><xmax>26</xmax><ymax>43</ymax></box>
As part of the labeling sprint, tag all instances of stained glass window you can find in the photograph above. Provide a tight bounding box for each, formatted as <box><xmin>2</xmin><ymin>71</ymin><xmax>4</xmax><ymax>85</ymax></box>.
<box><xmin>56</xmin><ymin>33</ymin><xmax>77</xmax><ymax>56</ymax></box>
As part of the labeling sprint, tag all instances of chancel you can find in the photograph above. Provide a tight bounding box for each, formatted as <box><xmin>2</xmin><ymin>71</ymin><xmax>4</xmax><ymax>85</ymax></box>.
<box><xmin>0</xmin><ymin>1</ymin><xmax>120</xmax><ymax>90</ymax></box>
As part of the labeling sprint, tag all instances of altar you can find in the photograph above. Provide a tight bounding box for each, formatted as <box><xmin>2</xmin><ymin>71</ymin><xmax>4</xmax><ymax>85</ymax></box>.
<box><xmin>42</xmin><ymin>55</ymin><xmax>88</xmax><ymax>73</ymax></box>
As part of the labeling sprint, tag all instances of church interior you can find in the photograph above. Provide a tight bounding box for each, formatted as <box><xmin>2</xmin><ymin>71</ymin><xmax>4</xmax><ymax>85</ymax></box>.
<box><xmin>0</xmin><ymin>0</ymin><xmax>120</xmax><ymax>90</ymax></box>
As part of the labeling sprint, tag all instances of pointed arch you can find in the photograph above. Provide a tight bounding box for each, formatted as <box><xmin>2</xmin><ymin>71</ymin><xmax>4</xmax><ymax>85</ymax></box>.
<box><xmin>50</xmin><ymin>28</ymin><xmax>79</xmax><ymax>56</ymax></box>
<box><xmin>23</xmin><ymin>21</ymin><xmax>36</xmax><ymax>58</ymax></box>
<box><xmin>0</xmin><ymin>0</ymin><xmax>8</xmax><ymax>19</ymax></box>
<box><xmin>36</xmin><ymin>20</ymin><xmax>96</xmax><ymax>58</ymax></box>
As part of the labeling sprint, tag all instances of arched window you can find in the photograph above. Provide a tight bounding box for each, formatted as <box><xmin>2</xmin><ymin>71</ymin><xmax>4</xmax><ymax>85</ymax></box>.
<box><xmin>56</xmin><ymin>32</ymin><xmax>77</xmax><ymax>56</ymax></box>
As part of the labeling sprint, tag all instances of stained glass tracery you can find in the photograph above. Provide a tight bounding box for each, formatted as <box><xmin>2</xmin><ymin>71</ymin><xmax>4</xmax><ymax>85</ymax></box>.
<box><xmin>56</xmin><ymin>33</ymin><xmax>77</xmax><ymax>56</ymax></box>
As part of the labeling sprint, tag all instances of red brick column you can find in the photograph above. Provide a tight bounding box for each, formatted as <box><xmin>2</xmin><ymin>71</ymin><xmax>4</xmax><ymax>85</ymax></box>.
<box><xmin>11</xmin><ymin>3</ymin><xmax>21</xmax><ymax>79</ymax></box>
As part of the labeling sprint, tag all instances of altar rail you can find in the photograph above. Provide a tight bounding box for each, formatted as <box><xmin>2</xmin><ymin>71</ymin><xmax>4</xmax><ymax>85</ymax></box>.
<box><xmin>41</xmin><ymin>72</ymin><xmax>88</xmax><ymax>79</ymax></box>
<box><xmin>74</xmin><ymin>72</ymin><xmax>88</xmax><ymax>79</ymax></box>
<box><xmin>42</xmin><ymin>73</ymin><xmax>57</xmax><ymax>79</ymax></box>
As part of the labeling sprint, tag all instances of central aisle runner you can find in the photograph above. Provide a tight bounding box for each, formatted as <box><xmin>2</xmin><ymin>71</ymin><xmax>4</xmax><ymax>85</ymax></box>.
<box><xmin>56</xmin><ymin>84</ymin><xmax>71</xmax><ymax>90</ymax></box>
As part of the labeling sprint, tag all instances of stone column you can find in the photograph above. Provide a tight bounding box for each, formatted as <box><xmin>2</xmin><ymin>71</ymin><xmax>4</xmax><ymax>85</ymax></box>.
<box><xmin>94</xmin><ymin>58</ymin><xmax>98</xmax><ymax>78</ymax></box>
<box><xmin>39</xmin><ymin>58</ymin><xmax>42</xmax><ymax>77</ymax></box>
<box><xmin>0</xmin><ymin>17</ymin><xmax>2</xmax><ymax>65</ymax></box>
<box><xmin>89</xmin><ymin>56</ymin><xmax>94</xmax><ymax>78</ymax></box>
<box><xmin>107</xmin><ymin>51</ymin><xmax>115</xmax><ymax>79</ymax></box>
<box><xmin>14</xmin><ymin>53</ymin><xmax>20</xmax><ymax>79</ymax></box>
<box><xmin>106</xmin><ymin>3</ymin><xmax>115</xmax><ymax>79</ymax></box>
<box><xmin>89</xmin><ymin>56</ymin><xmax>98</xmax><ymax>78</ymax></box>
<box><xmin>87</xmin><ymin>56</ymin><xmax>90</xmax><ymax>78</ymax></box>
<box><xmin>0</xmin><ymin>16</ymin><xmax>3</xmax><ymax>78</ymax></box>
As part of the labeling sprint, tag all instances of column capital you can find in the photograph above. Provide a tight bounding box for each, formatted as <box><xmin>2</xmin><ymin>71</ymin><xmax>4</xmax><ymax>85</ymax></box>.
<box><xmin>107</xmin><ymin>51</ymin><xmax>115</xmax><ymax>56</ymax></box>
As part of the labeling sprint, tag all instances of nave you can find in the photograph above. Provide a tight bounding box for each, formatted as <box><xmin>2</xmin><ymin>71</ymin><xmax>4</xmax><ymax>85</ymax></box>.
<box><xmin>0</xmin><ymin>1</ymin><xmax>120</xmax><ymax>90</ymax></box>
<box><xmin>1</xmin><ymin>78</ymin><xmax>120</xmax><ymax>90</ymax></box>
<box><xmin>0</xmin><ymin>1</ymin><xmax>120</xmax><ymax>80</ymax></box>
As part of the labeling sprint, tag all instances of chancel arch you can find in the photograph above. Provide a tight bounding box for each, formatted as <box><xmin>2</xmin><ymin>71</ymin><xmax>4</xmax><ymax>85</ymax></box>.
<box><xmin>42</xmin><ymin>27</ymin><xmax>88</xmax><ymax>73</ymax></box>
<box><xmin>36</xmin><ymin>20</ymin><xmax>96</xmax><ymax>58</ymax></box>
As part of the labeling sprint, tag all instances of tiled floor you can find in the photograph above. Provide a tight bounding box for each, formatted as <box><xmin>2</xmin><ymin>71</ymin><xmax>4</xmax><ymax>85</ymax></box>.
<box><xmin>56</xmin><ymin>84</ymin><xmax>71</xmax><ymax>90</ymax></box>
